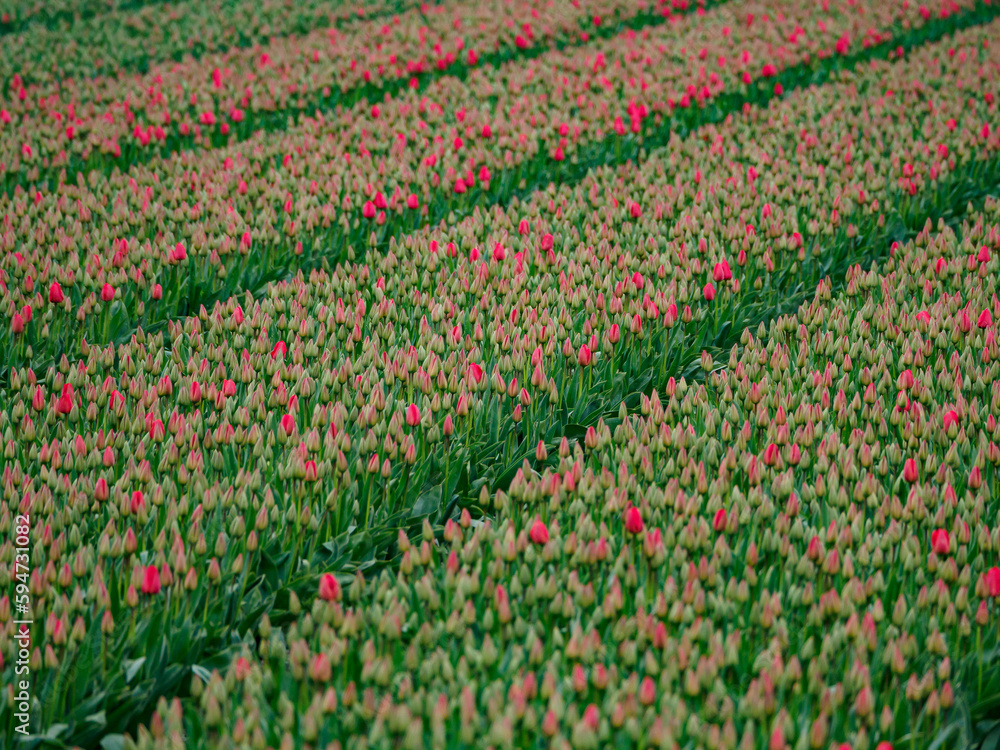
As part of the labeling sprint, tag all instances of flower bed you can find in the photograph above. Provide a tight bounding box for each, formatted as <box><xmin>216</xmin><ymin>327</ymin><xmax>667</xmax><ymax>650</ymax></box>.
<box><xmin>2</xmin><ymin>18</ymin><xmax>1000</xmax><ymax>746</ymax></box>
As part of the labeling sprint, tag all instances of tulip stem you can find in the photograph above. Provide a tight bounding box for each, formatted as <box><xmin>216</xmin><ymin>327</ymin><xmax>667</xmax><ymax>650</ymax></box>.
<box><xmin>658</xmin><ymin>330</ymin><xmax>669</xmax><ymax>386</ymax></box>
<box><xmin>400</xmin><ymin>465</ymin><xmax>411</xmax><ymax>516</ymax></box>
<box><xmin>235</xmin><ymin>557</ymin><xmax>251</xmax><ymax>621</ymax></box>
<box><xmin>978</xmin><ymin>626</ymin><xmax>983</xmax><ymax>696</ymax></box>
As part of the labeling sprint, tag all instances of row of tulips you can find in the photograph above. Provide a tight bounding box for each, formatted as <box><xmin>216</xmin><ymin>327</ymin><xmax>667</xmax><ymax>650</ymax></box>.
<box><xmin>2</xmin><ymin>20</ymin><xmax>1000</xmax><ymax>744</ymax></box>
<box><xmin>2</xmin><ymin>2</ymin><xmax>999</xmax><ymax>391</ymax></box>
<box><xmin>0</xmin><ymin>0</ymin><xmax>214</xmax><ymax>36</ymax></box>
<box><xmin>0</xmin><ymin>0</ymin><xmax>680</xmax><ymax>189</ymax></box>
<box><xmin>1</xmin><ymin>0</ymin><xmax>415</xmax><ymax>83</ymax></box>
<box><xmin>124</xmin><ymin>200</ymin><xmax>1000</xmax><ymax>750</ymax></box>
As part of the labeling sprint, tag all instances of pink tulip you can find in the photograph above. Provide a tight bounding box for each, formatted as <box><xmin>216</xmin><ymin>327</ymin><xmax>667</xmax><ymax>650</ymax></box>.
<box><xmin>405</xmin><ymin>404</ymin><xmax>421</xmax><ymax>427</ymax></box>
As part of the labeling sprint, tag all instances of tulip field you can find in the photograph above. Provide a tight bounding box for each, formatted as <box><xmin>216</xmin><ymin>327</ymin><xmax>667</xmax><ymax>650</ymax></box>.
<box><xmin>6</xmin><ymin>0</ymin><xmax>1000</xmax><ymax>749</ymax></box>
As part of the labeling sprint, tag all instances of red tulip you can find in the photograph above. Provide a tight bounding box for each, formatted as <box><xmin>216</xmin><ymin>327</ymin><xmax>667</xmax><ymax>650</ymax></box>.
<box><xmin>271</xmin><ymin>340</ymin><xmax>287</xmax><ymax>359</ymax></box>
<box><xmin>931</xmin><ymin>529</ymin><xmax>950</xmax><ymax>556</ymax></box>
<box><xmin>281</xmin><ymin>414</ymin><xmax>296</xmax><ymax>436</ymax></box>
<box><xmin>310</xmin><ymin>653</ymin><xmax>332</xmax><ymax>682</ymax></box>
<box><xmin>149</xmin><ymin>419</ymin><xmax>165</xmax><ymax>441</ymax></box>
<box><xmin>943</xmin><ymin>410</ymin><xmax>959</xmax><ymax>431</ymax></box>
<box><xmin>467</xmin><ymin>363</ymin><xmax>484</xmax><ymax>384</ymax></box>
<box><xmin>529</xmin><ymin>518</ymin><xmax>549</xmax><ymax>545</ymax></box>
<box><xmin>979</xmin><ymin>309</ymin><xmax>993</xmax><ymax>328</ymax></box>
<box><xmin>763</xmin><ymin>443</ymin><xmax>780</xmax><ymax>466</ymax></box>
<box><xmin>703</xmin><ymin>283</ymin><xmax>716</xmax><ymax>301</ymax></box>
<box><xmin>712</xmin><ymin>508</ymin><xmax>727</xmax><ymax>532</ymax></box>
<box><xmin>578</xmin><ymin>344</ymin><xmax>592</xmax><ymax>366</ymax></box>
<box><xmin>141</xmin><ymin>565</ymin><xmax>161</xmax><ymax>594</ymax></box>
<box><xmin>151</xmin><ymin>284</ymin><xmax>163</xmax><ymax>300</ymax></box>
<box><xmin>48</xmin><ymin>282</ymin><xmax>64</xmax><ymax>304</ymax></box>
<box><xmin>629</xmin><ymin>202</ymin><xmax>642</xmax><ymax>218</ymax></box>
<box><xmin>624</xmin><ymin>506</ymin><xmax>644</xmax><ymax>534</ymax></box>
<box><xmin>319</xmin><ymin>573</ymin><xmax>342</xmax><ymax>601</ymax></box>
<box><xmin>406</xmin><ymin>404</ymin><xmax>421</xmax><ymax>427</ymax></box>
<box><xmin>406</xmin><ymin>194</ymin><xmax>419</xmax><ymax>209</ymax></box>
<box><xmin>903</xmin><ymin>458</ymin><xmax>919</xmax><ymax>483</ymax></box>
<box><xmin>10</xmin><ymin>313</ymin><xmax>24</xmax><ymax>333</ymax></box>
<box><xmin>56</xmin><ymin>384</ymin><xmax>74</xmax><ymax>414</ymax></box>
<box><xmin>986</xmin><ymin>567</ymin><xmax>1000</xmax><ymax>597</ymax></box>
<box><xmin>171</xmin><ymin>243</ymin><xmax>187</xmax><ymax>262</ymax></box>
